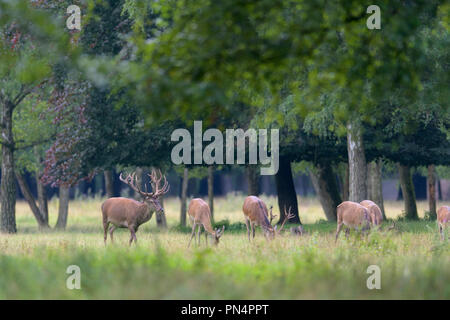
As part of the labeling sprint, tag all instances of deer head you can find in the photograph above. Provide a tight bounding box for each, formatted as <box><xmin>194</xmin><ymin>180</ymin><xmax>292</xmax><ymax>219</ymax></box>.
<box><xmin>273</xmin><ymin>206</ymin><xmax>295</xmax><ymax>236</ymax></box>
<box><xmin>119</xmin><ymin>169</ymin><xmax>170</xmax><ymax>214</ymax></box>
<box><xmin>213</xmin><ymin>225</ymin><xmax>225</xmax><ymax>245</ymax></box>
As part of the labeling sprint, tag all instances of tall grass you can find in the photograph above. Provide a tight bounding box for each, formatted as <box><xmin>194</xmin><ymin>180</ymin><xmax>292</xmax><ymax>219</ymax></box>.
<box><xmin>1</xmin><ymin>196</ymin><xmax>448</xmax><ymax>299</ymax></box>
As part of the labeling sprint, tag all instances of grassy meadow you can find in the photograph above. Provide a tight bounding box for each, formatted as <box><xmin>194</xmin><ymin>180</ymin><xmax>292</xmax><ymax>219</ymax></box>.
<box><xmin>0</xmin><ymin>195</ymin><xmax>448</xmax><ymax>299</ymax></box>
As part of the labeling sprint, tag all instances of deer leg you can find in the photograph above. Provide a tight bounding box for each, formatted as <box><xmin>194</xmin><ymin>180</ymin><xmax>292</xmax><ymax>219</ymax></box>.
<box><xmin>197</xmin><ymin>224</ymin><xmax>202</xmax><ymax>246</ymax></box>
<box><xmin>188</xmin><ymin>223</ymin><xmax>196</xmax><ymax>248</ymax></box>
<box><xmin>129</xmin><ymin>227</ymin><xmax>137</xmax><ymax>246</ymax></box>
<box><xmin>345</xmin><ymin>227</ymin><xmax>350</xmax><ymax>239</ymax></box>
<box><xmin>335</xmin><ymin>223</ymin><xmax>343</xmax><ymax>243</ymax></box>
<box><xmin>252</xmin><ymin>222</ymin><xmax>256</xmax><ymax>239</ymax></box>
<box><xmin>439</xmin><ymin>224</ymin><xmax>444</xmax><ymax>241</ymax></box>
<box><xmin>103</xmin><ymin>221</ymin><xmax>110</xmax><ymax>244</ymax></box>
<box><xmin>245</xmin><ymin>218</ymin><xmax>251</xmax><ymax>242</ymax></box>
<box><xmin>205</xmin><ymin>228</ymin><xmax>208</xmax><ymax>245</ymax></box>
<box><xmin>108</xmin><ymin>225</ymin><xmax>116</xmax><ymax>244</ymax></box>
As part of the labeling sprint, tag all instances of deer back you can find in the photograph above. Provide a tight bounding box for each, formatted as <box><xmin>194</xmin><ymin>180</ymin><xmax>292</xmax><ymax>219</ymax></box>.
<box><xmin>360</xmin><ymin>200</ymin><xmax>383</xmax><ymax>225</ymax></box>
<box><xmin>243</xmin><ymin>196</ymin><xmax>271</xmax><ymax>228</ymax></box>
<box><xmin>337</xmin><ymin>201</ymin><xmax>370</xmax><ymax>228</ymax></box>
<box><xmin>437</xmin><ymin>206</ymin><xmax>450</xmax><ymax>224</ymax></box>
<box><xmin>102</xmin><ymin>197</ymin><xmax>149</xmax><ymax>227</ymax></box>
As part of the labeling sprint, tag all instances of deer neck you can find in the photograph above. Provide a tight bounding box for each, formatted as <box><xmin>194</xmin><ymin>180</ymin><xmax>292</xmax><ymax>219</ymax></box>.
<box><xmin>140</xmin><ymin>202</ymin><xmax>154</xmax><ymax>223</ymax></box>
<box><xmin>202</xmin><ymin>220</ymin><xmax>216</xmax><ymax>235</ymax></box>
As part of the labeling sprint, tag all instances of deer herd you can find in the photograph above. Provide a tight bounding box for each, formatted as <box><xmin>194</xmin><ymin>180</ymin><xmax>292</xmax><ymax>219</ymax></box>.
<box><xmin>101</xmin><ymin>170</ymin><xmax>450</xmax><ymax>246</ymax></box>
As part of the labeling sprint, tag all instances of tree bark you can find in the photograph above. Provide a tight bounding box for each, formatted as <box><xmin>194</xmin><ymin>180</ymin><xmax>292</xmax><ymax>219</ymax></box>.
<box><xmin>15</xmin><ymin>173</ymin><xmax>49</xmax><ymax>229</ymax></box>
<box><xmin>309</xmin><ymin>164</ymin><xmax>342</xmax><ymax>221</ymax></box>
<box><xmin>104</xmin><ymin>169</ymin><xmax>114</xmax><ymax>198</ymax></box>
<box><xmin>367</xmin><ymin>160</ymin><xmax>386</xmax><ymax>219</ymax></box>
<box><xmin>398</xmin><ymin>164</ymin><xmax>418</xmax><ymax>220</ymax></box>
<box><xmin>427</xmin><ymin>164</ymin><xmax>437</xmax><ymax>219</ymax></box>
<box><xmin>55</xmin><ymin>186</ymin><xmax>70</xmax><ymax>230</ymax></box>
<box><xmin>275</xmin><ymin>156</ymin><xmax>300</xmax><ymax>224</ymax></box>
<box><xmin>34</xmin><ymin>147</ymin><xmax>48</xmax><ymax>223</ymax></box>
<box><xmin>343</xmin><ymin>163</ymin><xmax>349</xmax><ymax>201</ymax></box>
<box><xmin>208</xmin><ymin>166</ymin><xmax>214</xmax><ymax>221</ymax></box>
<box><xmin>36</xmin><ymin>174</ymin><xmax>48</xmax><ymax>224</ymax></box>
<box><xmin>246</xmin><ymin>165</ymin><xmax>260</xmax><ymax>196</ymax></box>
<box><xmin>180</xmin><ymin>168</ymin><xmax>189</xmax><ymax>227</ymax></box>
<box><xmin>347</xmin><ymin>120</ymin><xmax>367</xmax><ymax>202</ymax></box>
<box><xmin>1</xmin><ymin>100</ymin><xmax>17</xmax><ymax>233</ymax></box>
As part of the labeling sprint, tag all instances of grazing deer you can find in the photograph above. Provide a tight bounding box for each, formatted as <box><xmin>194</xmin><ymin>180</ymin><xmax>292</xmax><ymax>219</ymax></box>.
<box><xmin>101</xmin><ymin>169</ymin><xmax>169</xmax><ymax>245</ymax></box>
<box><xmin>360</xmin><ymin>200</ymin><xmax>383</xmax><ymax>226</ymax></box>
<box><xmin>335</xmin><ymin>201</ymin><xmax>371</xmax><ymax>243</ymax></box>
<box><xmin>242</xmin><ymin>196</ymin><xmax>294</xmax><ymax>241</ymax></box>
<box><xmin>437</xmin><ymin>206</ymin><xmax>449</xmax><ymax>240</ymax></box>
<box><xmin>187</xmin><ymin>198</ymin><xmax>225</xmax><ymax>247</ymax></box>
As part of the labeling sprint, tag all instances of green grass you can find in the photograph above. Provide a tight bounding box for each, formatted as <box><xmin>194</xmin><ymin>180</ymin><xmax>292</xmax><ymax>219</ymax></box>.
<box><xmin>0</xmin><ymin>196</ymin><xmax>448</xmax><ymax>299</ymax></box>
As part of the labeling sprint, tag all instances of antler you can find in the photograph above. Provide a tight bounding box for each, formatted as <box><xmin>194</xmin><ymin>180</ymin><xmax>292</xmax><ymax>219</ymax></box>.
<box><xmin>268</xmin><ymin>205</ymin><xmax>277</xmax><ymax>225</ymax></box>
<box><xmin>120</xmin><ymin>169</ymin><xmax>170</xmax><ymax>198</ymax></box>
<box><xmin>119</xmin><ymin>172</ymin><xmax>149</xmax><ymax>197</ymax></box>
<box><xmin>148</xmin><ymin>168</ymin><xmax>170</xmax><ymax>197</ymax></box>
<box><xmin>276</xmin><ymin>206</ymin><xmax>295</xmax><ymax>234</ymax></box>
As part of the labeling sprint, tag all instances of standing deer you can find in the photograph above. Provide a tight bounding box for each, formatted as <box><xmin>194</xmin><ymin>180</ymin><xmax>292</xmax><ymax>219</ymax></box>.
<box><xmin>437</xmin><ymin>205</ymin><xmax>449</xmax><ymax>240</ymax></box>
<box><xmin>360</xmin><ymin>200</ymin><xmax>383</xmax><ymax>226</ymax></box>
<box><xmin>335</xmin><ymin>201</ymin><xmax>371</xmax><ymax>243</ymax></box>
<box><xmin>242</xmin><ymin>196</ymin><xmax>294</xmax><ymax>241</ymax></box>
<box><xmin>101</xmin><ymin>169</ymin><xmax>169</xmax><ymax>245</ymax></box>
<box><xmin>187</xmin><ymin>198</ymin><xmax>225</xmax><ymax>247</ymax></box>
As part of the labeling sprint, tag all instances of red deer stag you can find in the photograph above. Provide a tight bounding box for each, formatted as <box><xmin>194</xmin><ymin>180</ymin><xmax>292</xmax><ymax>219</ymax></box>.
<box><xmin>360</xmin><ymin>200</ymin><xmax>383</xmax><ymax>226</ymax></box>
<box><xmin>101</xmin><ymin>169</ymin><xmax>169</xmax><ymax>245</ymax></box>
<box><xmin>242</xmin><ymin>196</ymin><xmax>294</xmax><ymax>241</ymax></box>
<box><xmin>188</xmin><ymin>198</ymin><xmax>225</xmax><ymax>247</ymax></box>
<box><xmin>437</xmin><ymin>206</ymin><xmax>449</xmax><ymax>240</ymax></box>
<box><xmin>335</xmin><ymin>201</ymin><xmax>371</xmax><ymax>243</ymax></box>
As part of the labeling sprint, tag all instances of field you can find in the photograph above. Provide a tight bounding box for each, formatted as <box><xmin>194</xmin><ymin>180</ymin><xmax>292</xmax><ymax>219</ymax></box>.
<box><xmin>0</xmin><ymin>195</ymin><xmax>448</xmax><ymax>299</ymax></box>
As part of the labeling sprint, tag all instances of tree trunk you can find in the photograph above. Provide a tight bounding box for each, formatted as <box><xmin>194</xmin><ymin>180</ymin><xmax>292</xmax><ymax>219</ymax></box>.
<box><xmin>347</xmin><ymin>120</ymin><xmax>367</xmax><ymax>202</ymax></box>
<box><xmin>427</xmin><ymin>164</ymin><xmax>437</xmax><ymax>219</ymax></box>
<box><xmin>36</xmin><ymin>173</ymin><xmax>48</xmax><ymax>224</ymax></box>
<box><xmin>246</xmin><ymin>165</ymin><xmax>260</xmax><ymax>196</ymax></box>
<box><xmin>55</xmin><ymin>186</ymin><xmax>70</xmax><ymax>230</ymax></box>
<box><xmin>34</xmin><ymin>147</ymin><xmax>48</xmax><ymax>223</ymax></box>
<box><xmin>1</xmin><ymin>100</ymin><xmax>17</xmax><ymax>233</ymax></box>
<box><xmin>275</xmin><ymin>156</ymin><xmax>300</xmax><ymax>224</ymax></box>
<box><xmin>104</xmin><ymin>169</ymin><xmax>114</xmax><ymax>198</ymax></box>
<box><xmin>15</xmin><ymin>173</ymin><xmax>49</xmax><ymax>229</ymax></box>
<box><xmin>180</xmin><ymin>168</ymin><xmax>189</xmax><ymax>227</ymax></box>
<box><xmin>367</xmin><ymin>160</ymin><xmax>386</xmax><ymax>219</ymax></box>
<box><xmin>208</xmin><ymin>166</ymin><xmax>214</xmax><ymax>221</ymax></box>
<box><xmin>309</xmin><ymin>164</ymin><xmax>342</xmax><ymax>221</ymax></box>
<box><xmin>398</xmin><ymin>164</ymin><xmax>418</xmax><ymax>220</ymax></box>
<box><xmin>343</xmin><ymin>163</ymin><xmax>349</xmax><ymax>201</ymax></box>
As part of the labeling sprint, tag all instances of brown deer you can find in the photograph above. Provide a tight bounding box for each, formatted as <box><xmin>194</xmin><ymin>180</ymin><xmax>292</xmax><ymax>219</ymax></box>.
<box><xmin>437</xmin><ymin>206</ymin><xmax>449</xmax><ymax>240</ymax></box>
<box><xmin>187</xmin><ymin>198</ymin><xmax>225</xmax><ymax>247</ymax></box>
<box><xmin>335</xmin><ymin>201</ymin><xmax>371</xmax><ymax>242</ymax></box>
<box><xmin>360</xmin><ymin>200</ymin><xmax>383</xmax><ymax>226</ymax></box>
<box><xmin>242</xmin><ymin>196</ymin><xmax>294</xmax><ymax>241</ymax></box>
<box><xmin>101</xmin><ymin>169</ymin><xmax>169</xmax><ymax>245</ymax></box>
